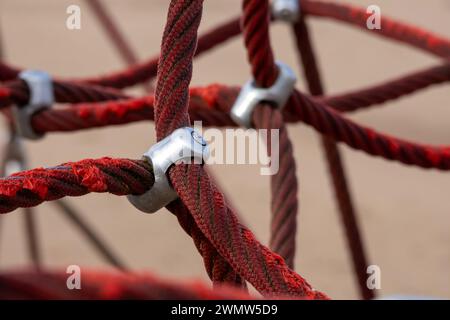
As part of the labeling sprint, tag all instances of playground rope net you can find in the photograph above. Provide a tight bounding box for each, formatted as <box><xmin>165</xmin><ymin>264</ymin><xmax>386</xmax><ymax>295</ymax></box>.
<box><xmin>0</xmin><ymin>0</ymin><xmax>449</xmax><ymax>299</ymax></box>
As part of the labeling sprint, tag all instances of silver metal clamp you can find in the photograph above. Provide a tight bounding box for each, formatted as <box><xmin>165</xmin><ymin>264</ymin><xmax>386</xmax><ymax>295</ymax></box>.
<box><xmin>271</xmin><ymin>0</ymin><xmax>300</xmax><ymax>23</ymax></box>
<box><xmin>11</xmin><ymin>70</ymin><xmax>54</xmax><ymax>140</ymax></box>
<box><xmin>230</xmin><ymin>61</ymin><xmax>297</xmax><ymax>128</ymax></box>
<box><xmin>127</xmin><ymin>127</ymin><xmax>210</xmax><ymax>214</ymax></box>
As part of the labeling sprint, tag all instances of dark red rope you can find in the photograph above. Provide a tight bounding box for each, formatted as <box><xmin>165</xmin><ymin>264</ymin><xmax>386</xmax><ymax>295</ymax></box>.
<box><xmin>301</xmin><ymin>0</ymin><xmax>450</xmax><ymax>59</ymax></box>
<box><xmin>241</xmin><ymin>0</ymin><xmax>299</xmax><ymax>269</ymax></box>
<box><xmin>293</xmin><ymin>17</ymin><xmax>374</xmax><ymax>300</ymax></box>
<box><xmin>252</xmin><ymin>105</ymin><xmax>298</xmax><ymax>269</ymax></box>
<box><xmin>288</xmin><ymin>89</ymin><xmax>450</xmax><ymax>170</ymax></box>
<box><xmin>0</xmin><ymin>158</ymin><xmax>153</xmax><ymax>214</ymax></box>
<box><xmin>153</xmin><ymin>0</ymin><xmax>327</xmax><ymax>299</ymax></box>
<box><xmin>0</xmin><ymin>269</ymin><xmax>253</xmax><ymax>299</ymax></box>
<box><xmin>152</xmin><ymin>0</ymin><xmax>245</xmax><ymax>288</ymax></box>
<box><xmin>0</xmin><ymin>17</ymin><xmax>241</xmax><ymax>89</ymax></box>
<box><xmin>322</xmin><ymin>63</ymin><xmax>450</xmax><ymax>112</ymax></box>
<box><xmin>0</xmin><ymin>79</ymin><xmax>128</xmax><ymax>109</ymax></box>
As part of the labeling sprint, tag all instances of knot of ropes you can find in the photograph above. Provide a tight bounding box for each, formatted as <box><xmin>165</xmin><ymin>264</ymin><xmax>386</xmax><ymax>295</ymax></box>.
<box><xmin>0</xmin><ymin>0</ymin><xmax>449</xmax><ymax>299</ymax></box>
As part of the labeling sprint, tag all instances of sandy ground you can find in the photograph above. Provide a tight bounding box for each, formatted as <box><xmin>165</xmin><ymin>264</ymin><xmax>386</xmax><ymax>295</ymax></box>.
<box><xmin>0</xmin><ymin>0</ymin><xmax>449</xmax><ymax>299</ymax></box>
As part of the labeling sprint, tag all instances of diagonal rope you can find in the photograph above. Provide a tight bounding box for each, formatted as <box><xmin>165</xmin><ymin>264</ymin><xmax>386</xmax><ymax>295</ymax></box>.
<box><xmin>292</xmin><ymin>16</ymin><xmax>374</xmax><ymax>300</ymax></box>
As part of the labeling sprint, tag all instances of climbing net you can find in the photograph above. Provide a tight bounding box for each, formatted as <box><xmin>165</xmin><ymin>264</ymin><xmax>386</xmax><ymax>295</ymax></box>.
<box><xmin>0</xmin><ymin>0</ymin><xmax>449</xmax><ymax>299</ymax></box>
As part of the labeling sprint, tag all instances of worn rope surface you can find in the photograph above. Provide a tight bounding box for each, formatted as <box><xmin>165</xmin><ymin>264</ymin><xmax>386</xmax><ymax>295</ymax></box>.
<box><xmin>0</xmin><ymin>158</ymin><xmax>153</xmax><ymax>213</ymax></box>
<box><xmin>153</xmin><ymin>0</ymin><xmax>326</xmax><ymax>299</ymax></box>
<box><xmin>242</xmin><ymin>0</ymin><xmax>299</xmax><ymax>269</ymax></box>
<box><xmin>0</xmin><ymin>0</ymin><xmax>448</xmax><ymax>300</ymax></box>
<box><xmin>292</xmin><ymin>16</ymin><xmax>373</xmax><ymax>300</ymax></box>
<box><xmin>0</xmin><ymin>269</ymin><xmax>252</xmax><ymax>299</ymax></box>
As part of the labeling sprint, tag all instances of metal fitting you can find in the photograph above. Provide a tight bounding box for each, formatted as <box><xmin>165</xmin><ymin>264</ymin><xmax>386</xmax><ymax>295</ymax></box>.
<box><xmin>11</xmin><ymin>70</ymin><xmax>54</xmax><ymax>140</ymax></box>
<box><xmin>127</xmin><ymin>127</ymin><xmax>209</xmax><ymax>214</ymax></box>
<box><xmin>230</xmin><ymin>61</ymin><xmax>297</xmax><ymax>128</ymax></box>
<box><xmin>271</xmin><ymin>0</ymin><xmax>300</xmax><ymax>23</ymax></box>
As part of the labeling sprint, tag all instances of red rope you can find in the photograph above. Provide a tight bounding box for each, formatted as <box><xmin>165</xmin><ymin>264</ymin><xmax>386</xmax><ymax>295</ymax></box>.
<box><xmin>0</xmin><ymin>269</ymin><xmax>253</xmax><ymax>299</ymax></box>
<box><xmin>0</xmin><ymin>79</ymin><xmax>127</xmax><ymax>109</ymax></box>
<box><xmin>301</xmin><ymin>0</ymin><xmax>450</xmax><ymax>59</ymax></box>
<box><xmin>153</xmin><ymin>0</ymin><xmax>327</xmax><ymax>299</ymax></box>
<box><xmin>0</xmin><ymin>0</ymin><xmax>448</xmax><ymax>300</ymax></box>
<box><xmin>322</xmin><ymin>63</ymin><xmax>450</xmax><ymax>112</ymax></box>
<box><xmin>0</xmin><ymin>17</ymin><xmax>241</xmax><ymax>88</ymax></box>
<box><xmin>26</xmin><ymin>60</ymin><xmax>449</xmax><ymax>133</ymax></box>
<box><xmin>242</xmin><ymin>0</ymin><xmax>299</xmax><ymax>269</ymax></box>
<box><xmin>288</xmin><ymin>89</ymin><xmax>450</xmax><ymax>170</ymax></box>
<box><xmin>292</xmin><ymin>16</ymin><xmax>373</xmax><ymax>300</ymax></box>
<box><xmin>0</xmin><ymin>158</ymin><xmax>153</xmax><ymax>214</ymax></box>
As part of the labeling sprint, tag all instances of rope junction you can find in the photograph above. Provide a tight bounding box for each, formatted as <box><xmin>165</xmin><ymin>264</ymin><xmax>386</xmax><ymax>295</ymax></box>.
<box><xmin>0</xmin><ymin>0</ymin><xmax>448</xmax><ymax>299</ymax></box>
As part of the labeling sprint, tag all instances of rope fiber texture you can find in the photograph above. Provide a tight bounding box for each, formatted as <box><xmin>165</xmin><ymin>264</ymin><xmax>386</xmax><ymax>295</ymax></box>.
<box><xmin>0</xmin><ymin>0</ymin><xmax>448</xmax><ymax>300</ymax></box>
<box><xmin>242</xmin><ymin>0</ymin><xmax>299</xmax><ymax>270</ymax></box>
<box><xmin>152</xmin><ymin>0</ymin><xmax>327</xmax><ymax>299</ymax></box>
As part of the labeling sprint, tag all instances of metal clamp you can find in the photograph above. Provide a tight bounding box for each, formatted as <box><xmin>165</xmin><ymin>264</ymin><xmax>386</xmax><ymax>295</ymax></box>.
<box><xmin>127</xmin><ymin>127</ymin><xmax>210</xmax><ymax>214</ymax></box>
<box><xmin>230</xmin><ymin>61</ymin><xmax>297</xmax><ymax>128</ymax></box>
<box><xmin>271</xmin><ymin>0</ymin><xmax>300</xmax><ymax>23</ymax></box>
<box><xmin>11</xmin><ymin>70</ymin><xmax>54</xmax><ymax>140</ymax></box>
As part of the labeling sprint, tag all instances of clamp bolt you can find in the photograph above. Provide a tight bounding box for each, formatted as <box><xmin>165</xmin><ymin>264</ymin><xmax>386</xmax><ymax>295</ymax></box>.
<box><xmin>272</xmin><ymin>0</ymin><xmax>300</xmax><ymax>23</ymax></box>
<box><xmin>127</xmin><ymin>127</ymin><xmax>209</xmax><ymax>213</ymax></box>
<box><xmin>230</xmin><ymin>61</ymin><xmax>297</xmax><ymax>128</ymax></box>
<box><xmin>11</xmin><ymin>70</ymin><xmax>54</xmax><ymax>140</ymax></box>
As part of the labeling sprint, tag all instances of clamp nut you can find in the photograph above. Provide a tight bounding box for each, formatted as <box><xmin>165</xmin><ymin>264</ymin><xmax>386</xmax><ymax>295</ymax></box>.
<box><xmin>230</xmin><ymin>61</ymin><xmax>296</xmax><ymax>128</ymax></box>
<box><xmin>11</xmin><ymin>70</ymin><xmax>54</xmax><ymax>140</ymax></box>
<box><xmin>127</xmin><ymin>127</ymin><xmax>209</xmax><ymax>213</ymax></box>
<box><xmin>272</xmin><ymin>0</ymin><xmax>300</xmax><ymax>23</ymax></box>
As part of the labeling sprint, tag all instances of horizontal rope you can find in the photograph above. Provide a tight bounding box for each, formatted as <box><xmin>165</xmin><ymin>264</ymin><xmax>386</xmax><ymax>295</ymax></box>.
<box><xmin>0</xmin><ymin>269</ymin><xmax>253</xmax><ymax>299</ymax></box>
<box><xmin>0</xmin><ymin>79</ymin><xmax>128</xmax><ymax>109</ymax></box>
<box><xmin>0</xmin><ymin>17</ymin><xmax>241</xmax><ymax>89</ymax></box>
<box><xmin>0</xmin><ymin>158</ymin><xmax>153</xmax><ymax>214</ymax></box>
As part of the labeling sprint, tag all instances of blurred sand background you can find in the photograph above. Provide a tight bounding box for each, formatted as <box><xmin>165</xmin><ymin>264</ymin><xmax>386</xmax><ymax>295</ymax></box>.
<box><xmin>0</xmin><ymin>0</ymin><xmax>449</xmax><ymax>299</ymax></box>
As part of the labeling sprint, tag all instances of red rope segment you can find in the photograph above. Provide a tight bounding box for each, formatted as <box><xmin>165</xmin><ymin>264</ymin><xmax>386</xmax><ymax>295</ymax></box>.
<box><xmin>321</xmin><ymin>63</ymin><xmax>450</xmax><ymax>112</ymax></box>
<box><xmin>86</xmin><ymin>0</ymin><xmax>140</xmax><ymax>67</ymax></box>
<box><xmin>0</xmin><ymin>270</ymin><xmax>253</xmax><ymax>299</ymax></box>
<box><xmin>27</xmin><ymin>60</ymin><xmax>450</xmax><ymax>133</ymax></box>
<box><xmin>169</xmin><ymin>201</ymin><xmax>247</xmax><ymax>289</ymax></box>
<box><xmin>252</xmin><ymin>105</ymin><xmax>298</xmax><ymax>269</ymax></box>
<box><xmin>242</xmin><ymin>0</ymin><xmax>278</xmax><ymax>87</ymax></box>
<box><xmin>153</xmin><ymin>0</ymin><xmax>244</xmax><ymax>288</ymax></box>
<box><xmin>28</xmin><ymin>86</ymin><xmax>237</xmax><ymax>134</ymax></box>
<box><xmin>241</xmin><ymin>0</ymin><xmax>299</xmax><ymax>268</ymax></box>
<box><xmin>0</xmin><ymin>17</ymin><xmax>241</xmax><ymax>88</ymax></box>
<box><xmin>85</xmin><ymin>0</ymin><xmax>153</xmax><ymax>92</ymax></box>
<box><xmin>288</xmin><ymin>89</ymin><xmax>450</xmax><ymax>170</ymax></box>
<box><xmin>153</xmin><ymin>0</ymin><xmax>326</xmax><ymax>298</ymax></box>
<box><xmin>301</xmin><ymin>0</ymin><xmax>450</xmax><ymax>59</ymax></box>
<box><xmin>0</xmin><ymin>158</ymin><xmax>153</xmax><ymax>214</ymax></box>
<box><xmin>0</xmin><ymin>79</ymin><xmax>128</xmax><ymax>109</ymax></box>
<box><xmin>1</xmin><ymin>0</ymin><xmax>449</xmax><ymax>88</ymax></box>
<box><xmin>293</xmin><ymin>17</ymin><xmax>373</xmax><ymax>300</ymax></box>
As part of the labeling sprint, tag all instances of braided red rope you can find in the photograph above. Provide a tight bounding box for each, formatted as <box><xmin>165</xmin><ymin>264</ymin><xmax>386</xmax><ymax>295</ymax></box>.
<box><xmin>0</xmin><ymin>158</ymin><xmax>152</xmax><ymax>214</ymax></box>
<box><xmin>0</xmin><ymin>0</ymin><xmax>448</xmax><ymax>89</ymax></box>
<box><xmin>292</xmin><ymin>16</ymin><xmax>373</xmax><ymax>300</ymax></box>
<box><xmin>252</xmin><ymin>106</ymin><xmax>298</xmax><ymax>268</ymax></box>
<box><xmin>302</xmin><ymin>0</ymin><xmax>450</xmax><ymax>59</ymax></box>
<box><xmin>0</xmin><ymin>0</ymin><xmax>448</xmax><ymax>300</ymax></box>
<box><xmin>0</xmin><ymin>17</ymin><xmax>241</xmax><ymax>89</ymax></box>
<box><xmin>288</xmin><ymin>89</ymin><xmax>450</xmax><ymax>170</ymax></box>
<box><xmin>26</xmin><ymin>60</ymin><xmax>449</xmax><ymax>134</ymax></box>
<box><xmin>0</xmin><ymin>79</ymin><xmax>127</xmax><ymax>109</ymax></box>
<box><xmin>0</xmin><ymin>269</ymin><xmax>253</xmax><ymax>299</ymax></box>
<box><xmin>153</xmin><ymin>0</ymin><xmax>327</xmax><ymax>299</ymax></box>
<box><xmin>241</xmin><ymin>0</ymin><xmax>299</xmax><ymax>269</ymax></box>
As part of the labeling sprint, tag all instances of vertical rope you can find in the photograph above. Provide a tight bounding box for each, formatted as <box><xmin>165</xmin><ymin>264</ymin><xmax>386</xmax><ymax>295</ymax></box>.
<box><xmin>153</xmin><ymin>0</ymin><xmax>327</xmax><ymax>298</ymax></box>
<box><xmin>242</xmin><ymin>0</ymin><xmax>299</xmax><ymax>269</ymax></box>
<box><xmin>292</xmin><ymin>17</ymin><xmax>374</xmax><ymax>299</ymax></box>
